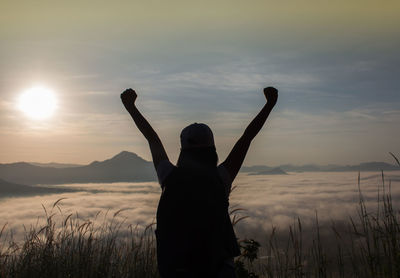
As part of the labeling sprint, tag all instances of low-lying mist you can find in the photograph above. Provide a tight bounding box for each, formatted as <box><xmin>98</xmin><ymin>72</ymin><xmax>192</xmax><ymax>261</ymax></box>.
<box><xmin>1</xmin><ymin>171</ymin><xmax>399</xmax><ymax>243</ymax></box>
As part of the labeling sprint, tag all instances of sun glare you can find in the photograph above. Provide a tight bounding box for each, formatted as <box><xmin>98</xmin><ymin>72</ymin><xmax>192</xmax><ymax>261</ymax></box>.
<box><xmin>18</xmin><ymin>87</ymin><xmax>57</xmax><ymax>120</ymax></box>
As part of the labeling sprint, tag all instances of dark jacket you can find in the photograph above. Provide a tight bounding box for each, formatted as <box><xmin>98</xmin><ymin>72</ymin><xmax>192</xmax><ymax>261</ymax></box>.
<box><xmin>156</xmin><ymin>166</ymin><xmax>240</xmax><ymax>277</ymax></box>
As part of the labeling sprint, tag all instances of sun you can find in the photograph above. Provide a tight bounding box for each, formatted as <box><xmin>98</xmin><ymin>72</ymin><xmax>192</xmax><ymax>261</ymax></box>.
<box><xmin>18</xmin><ymin>87</ymin><xmax>57</xmax><ymax>120</ymax></box>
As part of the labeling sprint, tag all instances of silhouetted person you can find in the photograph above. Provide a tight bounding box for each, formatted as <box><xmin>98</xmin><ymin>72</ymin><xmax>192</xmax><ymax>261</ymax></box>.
<box><xmin>121</xmin><ymin>87</ymin><xmax>278</xmax><ymax>278</ymax></box>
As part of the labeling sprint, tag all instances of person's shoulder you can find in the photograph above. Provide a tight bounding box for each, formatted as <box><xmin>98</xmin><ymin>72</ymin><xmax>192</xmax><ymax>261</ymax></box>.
<box><xmin>156</xmin><ymin>160</ymin><xmax>176</xmax><ymax>186</ymax></box>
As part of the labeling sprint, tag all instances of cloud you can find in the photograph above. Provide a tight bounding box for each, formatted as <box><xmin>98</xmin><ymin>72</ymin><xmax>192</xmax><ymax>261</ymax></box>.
<box><xmin>1</xmin><ymin>171</ymin><xmax>399</xmax><ymax>243</ymax></box>
<box><xmin>157</xmin><ymin>62</ymin><xmax>319</xmax><ymax>93</ymax></box>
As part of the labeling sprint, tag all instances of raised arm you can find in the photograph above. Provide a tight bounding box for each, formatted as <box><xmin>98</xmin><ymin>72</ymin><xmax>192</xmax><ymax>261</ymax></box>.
<box><xmin>121</xmin><ymin>88</ymin><xmax>169</xmax><ymax>168</ymax></box>
<box><xmin>221</xmin><ymin>87</ymin><xmax>278</xmax><ymax>181</ymax></box>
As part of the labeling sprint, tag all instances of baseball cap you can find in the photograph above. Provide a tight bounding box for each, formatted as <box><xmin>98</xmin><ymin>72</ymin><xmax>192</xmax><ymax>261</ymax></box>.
<box><xmin>180</xmin><ymin>123</ymin><xmax>215</xmax><ymax>150</ymax></box>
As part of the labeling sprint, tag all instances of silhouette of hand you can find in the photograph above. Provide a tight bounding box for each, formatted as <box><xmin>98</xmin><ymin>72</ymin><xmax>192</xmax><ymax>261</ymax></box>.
<box><xmin>263</xmin><ymin>87</ymin><xmax>278</xmax><ymax>107</ymax></box>
<box><xmin>121</xmin><ymin>88</ymin><xmax>137</xmax><ymax>111</ymax></box>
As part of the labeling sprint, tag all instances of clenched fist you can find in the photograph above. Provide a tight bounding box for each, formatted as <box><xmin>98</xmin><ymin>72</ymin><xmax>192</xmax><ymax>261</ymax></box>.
<box><xmin>263</xmin><ymin>87</ymin><xmax>278</xmax><ymax>107</ymax></box>
<box><xmin>121</xmin><ymin>88</ymin><xmax>137</xmax><ymax>111</ymax></box>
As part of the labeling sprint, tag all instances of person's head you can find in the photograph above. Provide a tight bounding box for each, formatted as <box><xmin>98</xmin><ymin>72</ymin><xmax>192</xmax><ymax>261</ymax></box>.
<box><xmin>177</xmin><ymin>123</ymin><xmax>218</xmax><ymax>168</ymax></box>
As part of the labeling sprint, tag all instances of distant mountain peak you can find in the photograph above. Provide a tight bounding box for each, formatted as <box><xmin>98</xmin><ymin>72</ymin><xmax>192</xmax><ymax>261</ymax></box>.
<box><xmin>0</xmin><ymin>150</ymin><xmax>157</xmax><ymax>185</ymax></box>
<box><xmin>87</xmin><ymin>151</ymin><xmax>149</xmax><ymax>167</ymax></box>
<box><xmin>111</xmin><ymin>151</ymin><xmax>141</xmax><ymax>161</ymax></box>
<box><xmin>97</xmin><ymin>151</ymin><xmax>151</xmax><ymax>166</ymax></box>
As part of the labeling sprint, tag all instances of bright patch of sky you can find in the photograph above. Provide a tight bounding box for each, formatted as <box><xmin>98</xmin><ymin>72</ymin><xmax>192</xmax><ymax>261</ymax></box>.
<box><xmin>0</xmin><ymin>0</ymin><xmax>399</xmax><ymax>165</ymax></box>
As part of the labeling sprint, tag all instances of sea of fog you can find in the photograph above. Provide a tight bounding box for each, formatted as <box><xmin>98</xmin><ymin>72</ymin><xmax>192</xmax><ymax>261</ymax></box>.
<box><xmin>1</xmin><ymin>171</ymin><xmax>400</xmax><ymax>242</ymax></box>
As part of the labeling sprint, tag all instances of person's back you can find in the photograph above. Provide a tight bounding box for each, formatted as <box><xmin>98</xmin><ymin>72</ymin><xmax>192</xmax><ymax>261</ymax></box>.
<box><xmin>156</xmin><ymin>165</ymin><xmax>236</xmax><ymax>277</ymax></box>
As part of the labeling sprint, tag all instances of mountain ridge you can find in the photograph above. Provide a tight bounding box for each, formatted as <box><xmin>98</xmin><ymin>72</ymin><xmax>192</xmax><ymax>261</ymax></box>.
<box><xmin>242</xmin><ymin>161</ymin><xmax>399</xmax><ymax>173</ymax></box>
<box><xmin>0</xmin><ymin>151</ymin><xmax>398</xmax><ymax>185</ymax></box>
<box><xmin>248</xmin><ymin>167</ymin><xmax>288</xmax><ymax>175</ymax></box>
<box><xmin>0</xmin><ymin>151</ymin><xmax>156</xmax><ymax>185</ymax></box>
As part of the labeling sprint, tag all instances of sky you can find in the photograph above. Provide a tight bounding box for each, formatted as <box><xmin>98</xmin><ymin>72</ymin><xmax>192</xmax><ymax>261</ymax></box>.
<box><xmin>1</xmin><ymin>0</ymin><xmax>399</xmax><ymax>166</ymax></box>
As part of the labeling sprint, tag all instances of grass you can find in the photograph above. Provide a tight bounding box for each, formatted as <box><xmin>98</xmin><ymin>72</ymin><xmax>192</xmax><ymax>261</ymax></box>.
<box><xmin>0</xmin><ymin>206</ymin><xmax>159</xmax><ymax>278</ymax></box>
<box><xmin>0</xmin><ymin>155</ymin><xmax>399</xmax><ymax>277</ymax></box>
<box><xmin>255</xmin><ymin>177</ymin><xmax>400</xmax><ymax>278</ymax></box>
<box><xmin>245</xmin><ymin>154</ymin><xmax>400</xmax><ymax>278</ymax></box>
